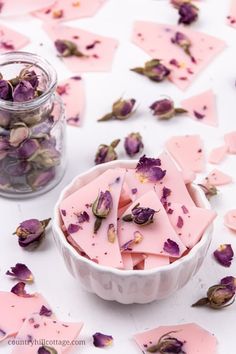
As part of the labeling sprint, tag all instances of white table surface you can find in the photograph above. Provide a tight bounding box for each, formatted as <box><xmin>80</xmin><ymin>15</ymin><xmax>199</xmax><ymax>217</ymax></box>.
<box><xmin>0</xmin><ymin>0</ymin><xmax>236</xmax><ymax>353</ymax></box>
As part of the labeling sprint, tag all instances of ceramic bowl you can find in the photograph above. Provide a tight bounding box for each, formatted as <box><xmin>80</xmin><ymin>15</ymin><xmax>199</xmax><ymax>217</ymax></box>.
<box><xmin>53</xmin><ymin>160</ymin><xmax>213</xmax><ymax>304</ymax></box>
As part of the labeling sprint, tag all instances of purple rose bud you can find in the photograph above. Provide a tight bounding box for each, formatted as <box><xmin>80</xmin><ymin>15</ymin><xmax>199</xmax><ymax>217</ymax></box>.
<box><xmin>14</xmin><ymin>218</ymin><xmax>51</xmax><ymax>249</ymax></box>
<box><xmin>163</xmin><ymin>239</ymin><xmax>180</xmax><ymax>256</ymax></box>
<box><xmin>21</xmin><ymin>69</ymin><xmax>39</xmax><ymax>89</ymax></box>
<box><xmin>92</xmin><ymin>191</ymin><xmax>113</xmax><ymax>219</ymax></box>
<box><xmin>11</xmin><ymin>282</ymin><xmax>34</xmax><ymax>298</ymax></box>
<box><xmin>124</xmin><ymin>132</ymin><xmax>144</xmax><ymax>157</ymax></box>
<box><xmin>147</xmin><ymin>331</ymin><xmax>185</xmax><ymax>353</ymax></box>
<box><xmin>213</xmin><ymin>244</ymin><xmax>234</xmax><ymax>267</ymax></box>
<box><xmin>220</xmin><ymin>276</ymin><xmax>236</xmax><ymax>291</ymax></box>
<box><xmin>13</xmin><ymin>80</ymin><xmax>35</xmax><ymax>102</ymax></box>
<box><xmin>30</xmin><ymin>145</ymin><xmax>60</xmax><ymax>168</ymax></box>
<box><xmin>27</xmin><ymin>168</ymin><xmax>56</xmax><ymax>189</ymax></box>
<box><xmin>0</xmin><ymin>137</ymin><xmax>9</xmax><ymax>159</ymax></box>
<box><xmin>123</xmin><ymin>203</ymin><xmax>156</xmax><ymax>226</ymax></box>
<box><xmin>92</xmin><ymin>332</ymin><xmax>114</xmax><ymax>348</ymax></box>
<box><xmin>178</xmin><ymin>2</ymin><xmax>199</xmax><ymax>25</ymax></box>
<box><xmin>17</xmin><ymin>139</ymin><xmax>39</xmax><ymax>159</ymax></box>
<box><xmin>0</xmin><ymin>79</ymin><xmax>12</xmax><ymax>100</ymax></box>
<box><xmin>39</xmin><ymin>305</ymin><xmax>53</xmax><ymax>317</ymax></box>
<box><xmin>9</xmin><ymin>124</ymin><xmax>29</xmax><ymax>147</ymax></box>
<box><xmin>6</xmin><ymin>263</ymin><xmax>34</xmax><ymax>283</ymax></box>
<box><xmin>150</xmin><ymin>98</ymin><xmax>187</xmax><ymax>120</ymax></box>
<box><xmin>38</xmin><ymin>346</ymin><xmax>57</xmax><ymax>354</ymax></box>
<box><xmin>54</xmin><ymin>39</ymin><xmax>86</xmax><ymax>58</ymax></box>
<box><xmin>136</xmin><ymin>155</ymin><xmax>166</xmax><ymax>182</ymax></box>
<box><xmin>95</xmin><ymin>139</ymin><xmax>120</xmax><ymax>165</ymax></box>
<box><xmin>98</xmin><ymin>98</ymin><xmax>136</xmax><ymax>122</ymax></box>
<box><xmin>131</xmin><ymin>59</ymin><xmax>170</xmax><ymax>82</ymax></box>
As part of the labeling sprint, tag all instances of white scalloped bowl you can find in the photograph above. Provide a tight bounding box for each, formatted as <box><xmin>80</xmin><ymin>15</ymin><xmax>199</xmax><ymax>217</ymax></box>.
<box><xmin>53</xmin><ymin>160</ymin><xmax>213</xmax><ymax>304</ymax></box>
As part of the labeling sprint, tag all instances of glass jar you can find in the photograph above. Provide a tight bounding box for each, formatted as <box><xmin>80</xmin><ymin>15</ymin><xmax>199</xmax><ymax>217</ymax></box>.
<box><xmin>0</xmin><ymin>51</ymin><xmax>66</xmax><ymax>198</ymax></box>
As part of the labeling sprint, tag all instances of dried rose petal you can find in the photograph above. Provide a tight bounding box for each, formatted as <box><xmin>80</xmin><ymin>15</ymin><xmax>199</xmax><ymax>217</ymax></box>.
<box><xmin>98</xmin><ymin>98</ymin><xmax>136</xmax><ymax>122</ymax></box>
<box><xmin>146</xmin><ymin>331</ymin><xmax>185</xmax><ymax>353</ymax></box>
<box><xmin>39</xmin><ymin>305</ymin><xmax>53</xmax><ymax>317</ymax></box>
<box><xmin>220</xmin><ymin>276</ymin><xmax>236</xmax><ymax>291</ymax></box>
<box><xmin>213</xmin><ymin>244</ymin><xmax>234</xmax><ymax>267</ymax></box>
<box><xmin>68</xmin><ymin>224</ymin><xmax>81</xmax><ymax>234</ymax></box>
<box><xmin>93</xmin><ymin>332</ymin><xmax>114</xmax><ymax>348</ymax></box>
<box><xmin>6</xmin><ymin>263</ymin><xmax>34</xmax><ymax>283</ymax></box>
<box><xmin>163</xmin><ymin>239</ymin><xmax>180</xmax><ymax>256</ymax></box>
<box><xmin>177</xmin><ymin>216</ymin><xmax>184</xmax><ymax>228</ymax></box>
<box><xmin>76</xmin><ymin>211</ymin><xmax>90</xmax><ymax>223</ymax></box>
<box><xmin>14</xmin><ymin>218</ymin><xmax>51</xmax><ymax>249</ymax></box>
<box><xmin>124</xmin><ymin>132</ymin><xmax>144</xmax><ymax>157</ymax></box>
<box><xmin>38</xmin><ymin>346</ymin><xmax>57</xmax><ymax>354</ymax></box>
<box><xmin>131</xmin><ymin>59</ymin><xmax>170</xmax><ymax>82</ymax></box>
<box><xmin>95</xmin><ymin>139</ymin><xmax>120</xmax><ymax>165</ymax></box>
<box><xmin>13</xmin><ymin>80</ymin><xmax>35</xmax><ymax>102</ymax></box>
<box><xmin>136</xmin><ymin>155</ymin><xmax>166</xmax><ymax>183</ymax></box>
<box><xmin>11</xmin><ymin>282</ymin><xmax>34</xmax><ymax>298</ymax></box>
<box><xmin>161</xmin><ymin>186</ymin><xmax>172</xmax><ymax>209</ymax></box>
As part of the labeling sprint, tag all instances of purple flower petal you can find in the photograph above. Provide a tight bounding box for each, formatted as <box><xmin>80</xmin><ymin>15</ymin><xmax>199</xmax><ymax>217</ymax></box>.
<box><xmin>131</xmin><ymin>188</ymin><xmax>138</xmax><ymax>195</ymax></box>
<box><xmin>181</xmin><ymin>205</ymin><xmax>189</xmax><ymax>214</ymax></box>
<box><xmin>39</xmin><ymin>305</ymin><xmax>53</xmax><ymax>317</ymax></box>
<box><xmin>68</xmin><ymin>224</ymin><xmax>81</xmax><ymax>234</ymax></box>
<box><xmin>11</xmin><ymin>282</ymin><xmax>34</xmax><ymax>298</ymax></box>
<box><xmin>6</xmin><ymin>263</ymin><xmax>34</xmax><ymax>283</ymax></box>
<box><xmin>76</xmin><ymin>211</ymin><xmax>90</xmax><ymax>223</ymax></box>
<box><xmin>177</xmin><ymin>216</ymin><xmax>184</xmax><ymax>228</ymax></box>
<box><xmin>92</xmin><ymin>332</ymin><xmax>113</xmax><ymax>348</ymax></box>
<box><xmin>220</xmin><ymin>276</ymin><xmax>236</xmax><ymax>291</ymax></box>
<box><xmin>163</xmin><ymin>239</ymin><xmax>180</xmax><ymax>256</ymax></box>
<box><xmin>213</xmin><ymin>244</ymin><xmax>234</xmax><ymax>267</ymax></box>
<box><xmin>194</xmin><ymin>110</ymin><xmax>205</xmax><ymax>119</ymax></box>
<box><xmin>136</xmin><ymin>155</ymin><xmax>166</xmax><ymax>182</ymax></box>
<box><xmin>61</xmin><ymin>209</ymin><xmax>66</xmax><ymax>216</ymax></box>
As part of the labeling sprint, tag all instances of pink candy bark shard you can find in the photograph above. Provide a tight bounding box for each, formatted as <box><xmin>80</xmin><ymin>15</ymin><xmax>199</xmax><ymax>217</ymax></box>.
<box><xmin>181</xmin><ymin>90</ymin><xmax>218</xmax><ymax>126</ymax></box>
<box><xmin>0</xmin><ymin>0</ymin><xmax>55</xmax><ymax>17</ymax></box>
<box><xmin>224</xmin><ymin>131</ymin><xmax>236</xmax><ymax>154</ymax></box>
<box><xmin>119</xmin><ymin>190</ymin><xmax>186</xmax><ymax>257</ymax></box>
<box><xmin>124</xmin><ymin>152</ymin><xmax>195</xmax><ymax>207</ymax></box>
<box><xmin>208</xmin><ymin>145</ymin><xmax>228</xmax><ymax>164</ymax></box>
<box><xmin>165</xmin><ymin>135</ymin><xmax>205</xmax><ymax>173</ymax></box>
<box><xmin>204</xmin><ymin>169</ymin><xmax>232</xmax><ymax>186</ymax></box>
<box><xmin>11</xmin><ymin>314</ymin><xmax>83</xmax><ymax>354</ymax></box>
<box><xmin>134</xmin><ymin>323</ymin><xmax>217</xmax><ymax>354</ymax></box>
<box><xmin>144</xmin><ymin>254</ymin><xmax>169</xmax><ymax>270</ymax></box>
<box><xmin>60</xmin><ymin>169</ymin><xmax>125</xmax><ymax>268</ymax></box>
<box><xmin>0</xmin><ymin>24</ymin><xmax>29</xmax><ymax>52</ymax></box>
<box><xmin>132</xmin><ymin>21</ymin><xmax>225</xmax><ymax>90</ymax></box>
<box><xmin>227</xmin><ymin>0</ymin><xmax>236</xmax><ymax>28</ymax></box>
<box><xmin>34</xmin><ymin>0</ymin><xmax>107</xmax><ymax>22</ymax></box>
<box><xmin>57</xmin><ymin>77</ymin><xmax>85</xmax><ymax>127</ymax></box>
<box><xmin>224</xmin><ymin>209</ymin><xmax>236</xmax><ymax>231</ymax></box>
<box><xmin>121</xmin><ymin>253</ymin><xmax>133</xmax><ymax>270</ymax></box>
<box><xmin>167</xmin><ymin>203</ymin><xmax>216</xmax><ymax>248</ymax></box>
<box><xmin>0</xmin><ymin>291</ymin><xmax>50</xmax><ymax>342</ymax></box>
<box><xmin>45</xmin><ymin>23</ymin><xmax>118</xmax><ymax>72</ymax></box>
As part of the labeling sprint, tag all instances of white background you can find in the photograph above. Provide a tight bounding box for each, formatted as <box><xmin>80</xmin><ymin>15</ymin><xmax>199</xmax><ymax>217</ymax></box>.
<box><xmin>1</xmin><ymin>0</ymin><xmax>236</xmax><ymax>353</ymax></box>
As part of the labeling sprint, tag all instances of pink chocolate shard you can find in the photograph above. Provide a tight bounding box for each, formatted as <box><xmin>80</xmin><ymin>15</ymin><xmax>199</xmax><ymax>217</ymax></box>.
<box><xmin>132</xmin><ymin>21</ymin><xmax>225</xmax><ymax>90</ymax></box>
<box><xmin>45</xmin><ymin>23</ymin><xmax>118</xmax><ymax>72</ymax></box>
<box><xmin>0</xmin><ymin>291</ymin><xmax>50</xmax><ymax>342</ymax></box>
<box><xmin>227</xmin><ymin>0</ymin><xmax>236</xmax><ymax>28</ymax></box>
<box><xmin>34</xmin><ymin>0</ymin><xmax>107</xmax><ymax>22</ymax></box>
<box><xmin>181</xmin><ymin>169</ymin><xmax>196</xmax><ymax>184</ymax></box>
<box><xmin>11</xmin><ymin>314</ymin><xmax>83</xmax><ymax>354</ymax></box>
<box><xmin>144</xmin><ymin>254</ymin><xmax>169</xmax><ymax>270</ymax></box>
<box><xmin>208</xmin><ymin>145</ymin><xmax>228</xmax><ymax>164</ymax></box>
<box><xmin>224</xmin><ymin>131</ymin><xmax>236</xmax><ymax>154</ymax></box>
<box><xmin>203</xmin><ymin>169</ymin><xmax>232</xmax><ymax>186</ymax></box>
<box><xmin>181</xmin><ymin>90</ymin><xmax>218</xmax><ymax>126</ymax></box>
<box><xmin>60</xmin><ymin>169</ymin><xmax>125</xmax><ymax>268</ymax></box>
<box><xmin>0</xmin><ymin>24</ymin><xmax>29</xmax><ymax>52</ymax></box>
<box><xmin>167</xmin><ymin>203</ymin><xmax>216</xmax><ymax>248</ymax></box>
<box><xmin>224</xmin><ymin>209</ymin><xmax>236</xmax><ymax>231</ymax></box>
<box><xmin>124</xmin><ymin>152</ymin><xmax>195</xmax><ymax>208</ymax></box>
<box><xmin>119</xmin><ymin>190</ymin><xmax>186</xmax><ymax>257</ymax></box>
<box><xmin>121</xmin><ymin>253</ymin><xmax>133</xmax><ymax>270</ymax></box>
<box><xmin>0</xmin><ymin>0</ymin><xmax>55</xmax><ymax>17</ymax></box>
<box><xmin>131</xmin><ymin>253</ymin><xmax>146</xmax><ymax>267</ymax></box>
<box><xmin>57</xmin><ymin>76</ymin><xmax>85</xmax><ymax>127</ymax></box>
<box><xmin>165</xmin><ymin>135</ymin><xmax>205</xmax><ymax>173</ymax></box>
<box><xmin>134</xmin><ymin>323</ymin><xmax>217</xmax><ymax>354</ymax></box>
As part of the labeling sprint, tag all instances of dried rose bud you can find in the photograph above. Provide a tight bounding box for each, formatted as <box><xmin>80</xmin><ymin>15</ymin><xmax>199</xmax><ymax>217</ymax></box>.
<box><xmin>213</xmin><ymin>244</ymin><xmax>234</xmax><ymax>267</ymax></box>
<box><xmin>136</xmin><ymin>155</ymin><xmax>166</xmax><ymax>183</ymax></box>
<box><xmin>11</xmin><ymin>282</ymin><xmax>34</xmax><ymax>298</ymax></box>
<box><xmin>131</xmin><ymin>59</ymin><xmax>170</xmax><ymax>82</ymax></box>
<box><xmin>6</xmin><ymin>263</ymin><xmax>34</xmax><ymax>283</ymax></box>
<box><xmin>5</xmin><ymin>160</ymin><xmax>31</xmax><ymax>177</ymax></box>
<box><xmin>9</xmin><ymin>123</ymin><xmax>29</xmax><ymax>147</ymax></box>
<box><xmin>124</xmin><ymin>132</ymin><xmax>144</xmax><ymax>157</ymax></box>
<box><xmin>123</xmin><ymin>203</ymin><xmax>156</xmax><ymax>226</ymax></box>
<box><xmin>0</xmin><ymin>137</ymin><xmax>9</xmax><ymax>159</ymax></box>
<box><xmin>14</xmin><ymin>218</ymin><xmax>51</xmax><ymax>249</ymax></box>
<box><xmin>29</xmin><ymin>146</ymin><xmax>60</xmax><ymax>168</ymax></box>
<box><xmin>93</xmin><ymin>332</ymin><xmax>114</xmax><ymax>348</ymax></box>
<box><xmin>13</xmin><ymin>80</ymin><xmax>35</xmax><ymax>102</ymax></box>
<box><xmin>22</xmin><ymin>69</ymin><xmax>39</xmax><ymax>89</ymax></box>
<box><xmin>38</xmin><ymin>346</ymin><xmax>58</xmax><ymax>354</ymax></box>
<box><xmin>147</xmin><ymin>331</ymin><xmax>185</xmax><ymax>353</ymax></box>
<box><xmin>192</xmin><ymin>284</ymin><xmax>235</xmax><ymax>309</ymax></box>
<box><xmin>178</xmin><ymin>2</ymin><xmax>199</xmax><ymax>25</ymax></box>
<box><xmin>198</xmin><ymin>183</ymin><xmax>218</xmax><ymax>199</ymax></box>
<box><xmin>163</xmin><ymin>238</ymin><xmax>180</xmax><ymax>256</ymax></box>
<box><xmin>171</xmin><ymin>31</ymin><xmax>195</xmax><ymax>62</ymax></box>
<box><xmin>27</xmin><ymin>168</ymin><xmax>56</xmax><ymax>189</ymax></box>
<box><xmin>220</xmin><ymin>276</ymin><xmax>236</xmax><ymax>291</ymax></box>
<box><xmin>39</xmin><ymin>305</ymin><xmax>53</xmax><ymax>317</ymax></box>
<box><xmin>92</xmin><ymin>191</ymin><xmax>113</xmax><ymax>233</ymax></box>
<box><xmin>54</xmin><ymin>39</ymin><xmax>86</xmax><ymax>58</ymax></box>
<box><xmin>98</xmin><ymin>98</ymin><xmax>136</xmax><ymax>121</ymax></box>
<box><xmin>107</xmin><ymin>223</ymin><xmax>116</xmax><ymax>243</ymax></box>
<box><xmin>150</xmin><ymin>98</ymin><xmax>187</xmax><ymax>120</ymax></box>
<box><xmin>95</xmin><ymin>139</ymin><xmax>120</xmax><ymax>165</ymax></box>
<box><xmin>0</xmin><ymin>79</ymin><xmax>12</xmax><ymax>100</ymax></box>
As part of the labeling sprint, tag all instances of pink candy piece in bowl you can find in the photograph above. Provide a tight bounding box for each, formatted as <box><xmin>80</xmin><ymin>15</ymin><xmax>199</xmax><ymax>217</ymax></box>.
<box><xmin>52</xmin><ymin>160</ymin><xmax>214</xmax><ymax>304</ymax></box>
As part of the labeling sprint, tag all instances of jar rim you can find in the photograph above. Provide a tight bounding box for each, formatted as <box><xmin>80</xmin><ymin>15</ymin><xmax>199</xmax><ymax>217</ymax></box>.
<box><xmin>0</xmin><ymin>51</ymin><xmax>57</xmax><ymax>111</ymax></box>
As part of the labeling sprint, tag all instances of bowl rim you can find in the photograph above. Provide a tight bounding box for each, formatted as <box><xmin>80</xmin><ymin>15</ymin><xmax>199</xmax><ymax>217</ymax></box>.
<box><xmin>53</xmin><ymin>159</ymin><xmax>212</xmax><ymax>276</ymax></box>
